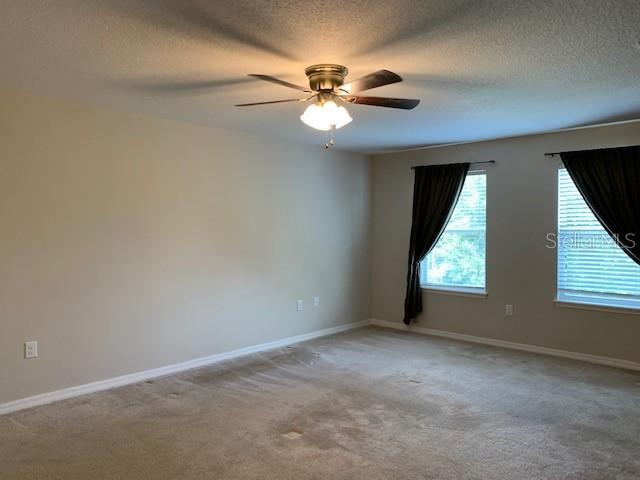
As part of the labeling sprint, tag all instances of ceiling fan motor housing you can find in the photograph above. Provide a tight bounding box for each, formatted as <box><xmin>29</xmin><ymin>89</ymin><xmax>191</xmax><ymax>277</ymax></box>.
<box><xmin>305</xmin><ymin>64</ymin><xmax>349</xmax><ymax>91</ymax></box>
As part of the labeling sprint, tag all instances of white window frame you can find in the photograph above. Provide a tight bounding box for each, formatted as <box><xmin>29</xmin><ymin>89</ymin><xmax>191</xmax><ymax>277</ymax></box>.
<box><xmin>555</xmin><ymin>167</ymin><xmax>640</xmax><ymax>312</ymax></box>
<box><xmin>421</xmin><ymin>170</ymin><xmax>487</xmax><ymax>297</ymax></box>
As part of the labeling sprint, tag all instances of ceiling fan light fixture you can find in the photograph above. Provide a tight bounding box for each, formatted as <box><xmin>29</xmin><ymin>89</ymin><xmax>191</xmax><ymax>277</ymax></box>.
<box><xmin>238</xmin><ymin>64</ymin><xmax>418</xmax><ymax>146</ymax></box>
<box><xmin>300</xmin><ymin>100</ymin><xmax>352</xmax><ymax>131</ymax></box>
<box><xmin>333</xmin><ymin>104</ymin><xmax>353</xmax><ymax>129</ymax></box>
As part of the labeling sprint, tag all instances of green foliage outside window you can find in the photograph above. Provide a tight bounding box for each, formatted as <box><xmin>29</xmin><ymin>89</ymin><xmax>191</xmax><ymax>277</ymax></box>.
<box><xmin>421</xmin><ymin>173</ymin><xmax>486</xmax><ymax>289</ymax></box>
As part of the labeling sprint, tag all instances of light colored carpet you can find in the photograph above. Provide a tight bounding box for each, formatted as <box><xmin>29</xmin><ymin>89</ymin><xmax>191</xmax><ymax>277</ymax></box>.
<box><xmin>1</xmin><ymin>326</ymin><xmax>639</xmax><ymax>479</ymax></box>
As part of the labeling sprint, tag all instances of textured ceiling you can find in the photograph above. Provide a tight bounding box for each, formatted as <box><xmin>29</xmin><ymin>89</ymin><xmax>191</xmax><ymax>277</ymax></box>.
<box><xmin>2</xmin><ymin>0</ymin><xmax>640</xmax><ymax>152</ymax></box>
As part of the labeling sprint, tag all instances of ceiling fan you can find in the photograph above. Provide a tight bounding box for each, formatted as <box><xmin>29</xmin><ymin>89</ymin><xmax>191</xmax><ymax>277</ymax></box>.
<box><xmin>236</xmin><ymin>64</ymin><xmax>420</xmax><ymax>147</ymax></box>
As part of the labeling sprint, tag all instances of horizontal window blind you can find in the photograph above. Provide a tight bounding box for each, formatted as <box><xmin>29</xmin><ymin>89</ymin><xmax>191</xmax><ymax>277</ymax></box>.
<box><xmin>557</xmin><ymin>169</ymin><xmax>640</xmax><ymax>308</ymax></box>
<box><xmin>421</xmin><ymin>172</ymin><xmax>486</xmax><ymax>290</ymax></box>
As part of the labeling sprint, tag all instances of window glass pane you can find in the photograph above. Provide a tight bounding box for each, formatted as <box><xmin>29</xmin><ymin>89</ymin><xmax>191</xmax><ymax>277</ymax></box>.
<box><xmin>557</xmin><ymin>169</ymin><xmax>640</xmax><ymax>308</ymax></box>
<box><xmin>421</xmin><ymin>173</ymin><xmax>486</xmax><ymax>289</ymax></box>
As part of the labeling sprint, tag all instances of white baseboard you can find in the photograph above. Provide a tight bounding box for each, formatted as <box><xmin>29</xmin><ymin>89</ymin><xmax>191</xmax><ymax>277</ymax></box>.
<box><xmin>370</xmin><ymin>319</ymin><xmax>640</xmax><ymax>372</ymax></box>
<box><xmin>6</xmin><ymin>318</ymin><xmax>637</xmax><ymax>416</ymax></box>
<box><xmin>0</xmin><ymin>320</ymin><xmax>369</xmax><ymax>416</ymax></box>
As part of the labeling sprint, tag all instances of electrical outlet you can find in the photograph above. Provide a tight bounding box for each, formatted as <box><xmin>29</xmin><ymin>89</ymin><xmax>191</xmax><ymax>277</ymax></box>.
<box><xmin>24</xmin><ymin>341</ymin><xmax>38</xmax><ymax>359</ymax></box>
<box><xmin>313</xmin><ymin>296</ymin><xmax>320</xmax><ymax>307</ymax></box>
<box><xmin>297</xmin><ymin>299</ymin><xmax>304</xmax><ymax>312</ymax></box>
<box><xmin>505</xmin><ymin>304</ymin><xmax>513</xmax><ymax>316</ymax></box>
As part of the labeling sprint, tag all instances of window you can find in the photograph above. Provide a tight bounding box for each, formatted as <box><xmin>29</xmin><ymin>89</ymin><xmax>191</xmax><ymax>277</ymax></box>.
<box><xmin>557</xmin><ymin>169</ymin><xmax>640</xmax><ymax>309</ymax></box>
<box><xmin>420</xmin><ymin>171</ymin><xmax>486</xmax><ymax>293</ymax></box>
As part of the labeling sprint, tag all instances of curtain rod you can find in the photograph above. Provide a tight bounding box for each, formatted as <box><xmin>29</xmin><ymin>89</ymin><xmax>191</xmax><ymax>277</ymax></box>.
<box><xmin>410</xmin><ymin>160</ymin><xmax>495</xmax><ymax>169</ymax></box>
<box><xmin>546</xmin><ymin>145</ymin><xmax>639</xmax><ymax>157</ymax></box>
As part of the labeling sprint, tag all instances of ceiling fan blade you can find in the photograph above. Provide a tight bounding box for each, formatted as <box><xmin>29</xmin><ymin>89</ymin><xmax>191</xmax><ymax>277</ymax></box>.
<box><xmin>235</xmin><ymin>98</ymin><xmax>310</xmax><ymax>107</ymax></box>
<box><xmin>340</xmin><ymin>70</ymin><xmax>402</xmax><ymax>94</ymax></box>
<box><xmin>346</xmin><ymin>96</ymin><xmax>420</xmax><ymax>109</ymax></box>
<box><xmin>249</xmin><ymin>74</ymin><xmax>313</xmax><ymax>93</ymax></box>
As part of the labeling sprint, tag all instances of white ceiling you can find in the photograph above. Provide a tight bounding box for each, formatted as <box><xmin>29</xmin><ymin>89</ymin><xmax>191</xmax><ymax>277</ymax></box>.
<box><xmin>2</xmin><ymin>0</ymin><xmax>640</xmax><ymax>152</ymax></box>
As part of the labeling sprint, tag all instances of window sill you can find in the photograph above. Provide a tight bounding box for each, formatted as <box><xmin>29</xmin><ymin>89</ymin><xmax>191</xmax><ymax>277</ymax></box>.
<box><xmin>421</xmin><ymin>285</ymin><xmax>487</xmax><ymax>298</ymax></box>
<box><xmin>554</xmin><ymin>299</ymin><xmax>640</xmax><ymax>316</ymax></box>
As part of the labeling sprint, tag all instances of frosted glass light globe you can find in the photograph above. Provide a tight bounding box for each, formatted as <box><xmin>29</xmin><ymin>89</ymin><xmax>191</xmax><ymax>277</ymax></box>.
<box><xmin>300</xmin><ymin>100</ymin><xmax>352</xmax><ymax>131</ymax></box>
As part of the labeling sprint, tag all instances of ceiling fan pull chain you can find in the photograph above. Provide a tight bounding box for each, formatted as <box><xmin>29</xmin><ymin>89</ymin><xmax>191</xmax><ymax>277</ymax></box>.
<box><xmin>324</xmin><ymin>125</ymin><xmax>336</xmax><ymax>149</ymax></box>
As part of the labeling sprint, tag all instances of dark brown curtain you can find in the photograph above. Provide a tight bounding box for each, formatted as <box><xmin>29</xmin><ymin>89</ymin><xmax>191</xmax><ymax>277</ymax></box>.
<box><xmin>403</xmin><ymin>163</ymin><xmax>470</xmax><ymax>324</ymax></box>
<box><xmin>561</xmin><ymin>145</ymin><xmax>640</xmax><ymax>265</ymax></box>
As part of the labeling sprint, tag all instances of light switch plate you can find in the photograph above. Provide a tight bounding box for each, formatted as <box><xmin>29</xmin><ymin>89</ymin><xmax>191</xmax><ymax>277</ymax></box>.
<box><xmin>297</xmin><ymin>299</ymin><xmax>304</xmax><ymax>311</ymax></box>
<box><xmin>313</xmin><ymin>296</ymin><xmax>320</xmax><ymax>307</ymax></box>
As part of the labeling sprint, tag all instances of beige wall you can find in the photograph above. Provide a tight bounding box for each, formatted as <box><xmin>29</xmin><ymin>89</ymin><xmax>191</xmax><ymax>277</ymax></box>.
<box><xmin>371</xmin><ymin>122</ymin><xmax>640</xmax><ymax>364</ymax></box>
<box><xmin>4</xmin><ymin>89</ymin><xmax>639</xmax><ymax>406</ymax></box>
<box><xmin>0</xmin><ymin>92</ymin><xmax>371</xmax><ymax>404</ymax></box>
